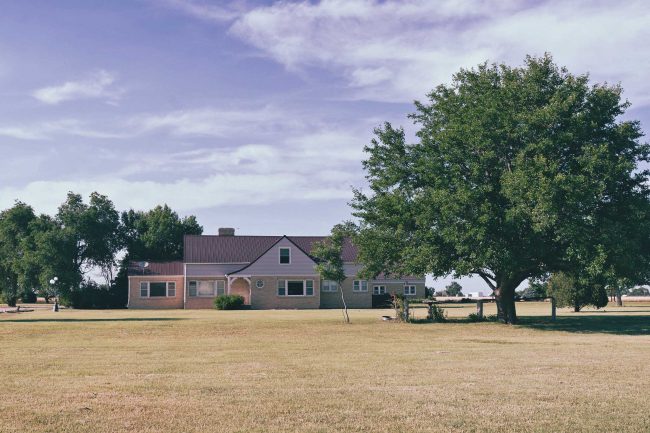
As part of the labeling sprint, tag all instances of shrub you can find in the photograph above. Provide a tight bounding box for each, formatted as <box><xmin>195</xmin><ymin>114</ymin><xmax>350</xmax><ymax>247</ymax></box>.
<box><xmin>467</xmin><ymin>313</ymin><xmax>484</xmax><ymax>322</ymax></box>
<box><xmin>214</xmin><ymin>294</ymin><xmax>245</xmax><ymax>310</ymax></box>
<box><xmin>62</xmin><ymin>280</ymin><xmax>125</xmax><ymax>309</ymax></box>
<box><xmin>20</xmin><ymin>290</ymin><xmax>37</xmax><ymax>303</ymax></box>
<box><xmin>428</xmin><ymin>303</ymin><xmax>447</xmax><ymax>322</ymax></box>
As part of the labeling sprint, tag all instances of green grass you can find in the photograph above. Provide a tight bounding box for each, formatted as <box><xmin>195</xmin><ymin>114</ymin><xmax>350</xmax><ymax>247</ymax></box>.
<box><xmin>1</xmin><ymin>303</ymin><xmax>649</xmax><ymax>432</ymax></box>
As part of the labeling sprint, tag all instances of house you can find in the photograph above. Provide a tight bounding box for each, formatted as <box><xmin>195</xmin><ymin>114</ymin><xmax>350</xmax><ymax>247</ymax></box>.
<box><xmin>127</xmin><ymin>228</ymin><xmax>425</xmax><ymax>309</ymax></box>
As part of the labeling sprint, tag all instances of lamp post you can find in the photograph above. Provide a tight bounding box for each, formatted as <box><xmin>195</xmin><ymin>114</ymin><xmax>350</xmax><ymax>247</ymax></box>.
<box><xmin>49</xmin><ymin>277</ymin><xmax>59</xmax><ymax>312</ymax></box>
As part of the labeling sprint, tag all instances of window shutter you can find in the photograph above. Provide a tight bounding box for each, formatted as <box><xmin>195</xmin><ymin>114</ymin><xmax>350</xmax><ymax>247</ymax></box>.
<box><xmin>277</xmin><ymin>280</ymin><xmax>285</xmax><ymax>296</ymax></box>
<box><xmin>216</xmin><ymin>280</ymin><xmax>225</xmax><ymax>296</ymax></box>
<box><xmin>140</xmin><ymin>282</ymin><xmax>148</xmax><ymax>297</ymax></box>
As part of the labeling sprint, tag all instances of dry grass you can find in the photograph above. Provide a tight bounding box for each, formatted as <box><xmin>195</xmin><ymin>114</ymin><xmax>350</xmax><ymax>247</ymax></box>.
<box><xmin>1</xmin><ymin>303</ymin><xmax>650</xmax><ymax>433</ymax></box>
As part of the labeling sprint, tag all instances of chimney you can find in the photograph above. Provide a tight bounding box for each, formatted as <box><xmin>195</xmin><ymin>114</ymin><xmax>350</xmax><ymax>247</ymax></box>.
<box><xmin>218</xmin><ymin>227</ymin><xmax>235</xmax><ymax>236</ymax></box>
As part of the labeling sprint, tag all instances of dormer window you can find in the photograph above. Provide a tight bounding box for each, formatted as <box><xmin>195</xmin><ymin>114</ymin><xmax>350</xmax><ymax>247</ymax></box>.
<box><xmin>279</xmin><ymin>247</ymin><xmax>291</xmax><ymax>264</ymax></box>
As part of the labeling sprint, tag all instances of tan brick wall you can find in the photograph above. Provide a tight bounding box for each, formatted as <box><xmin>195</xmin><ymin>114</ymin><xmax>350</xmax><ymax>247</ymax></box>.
<box><xmin>380</xmin><ymin>282</ymin><xmax>426</xmax><ymax>298</ymax></box>
<box><xmin>250</xmin><ymin>276</ymin><xmax>320</xmax><ymax>309</ymax></box>
<box><xmin>320</xmin><ymin>279</ymin><xmax>425</xmax><ymax>309</ymax></box>
<box><xmin>185</xmin><ymin>276</ymin><xmax>228</xmax><ymax>309</ymax></box>
<box><xmin>320</xmin><ymin>276</ymin><xmax>372</xmax><ymax>309</ymax></box>
<box><xmin>128</xmin><ymin>276</ymin><xmax>184</xmax><ymax>309</ymax></box>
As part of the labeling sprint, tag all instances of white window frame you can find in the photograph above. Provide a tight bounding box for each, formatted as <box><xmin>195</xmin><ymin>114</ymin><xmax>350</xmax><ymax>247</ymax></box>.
<box><xmin>373</xmin><ymin>285</ymin><xmax>386</xmax><ymax>295</ymax></box>
<box><xmin>277</xmin><ymin>279</ymin><xmax>315</xmax><ymax>297</ymax></box>
<box><xmin>404</xmin><ymin>285</ymin><xmax>416</xmax><ymax>296</ymax></box>
<box><xmin>279</xmin><ymin>247</ymin><xmax>291</xmax><ymax>265</ymax></box>
<box><xmin>322</xmin><ymin>280</ymin><xmax>338</xmax><ymax>292</ymax></box>
<box><xmin>139</xmin><ymin>281</ymin><xmax>176</xmax><ymax>298</ymax></box>
<box><xmin>188</xmin><ymin>280</ymin><xmax>198</xmax><ymax>297</ymax></box>
<box><xmin>188</xmin><ymin>280</ymin><xmax>225</xmax><ymax>297</ymax></box>
<box><xmin>353</xmin><ymin>280</ymin><xmax>368</xmax><ymax>292</ymax></box>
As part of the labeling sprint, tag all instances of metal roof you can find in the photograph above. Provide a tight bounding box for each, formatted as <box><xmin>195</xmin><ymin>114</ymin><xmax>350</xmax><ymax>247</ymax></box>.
<box><xmin>183</xmin><ymin>234</ymin><xmax>359</xmax><ymax>264</ymax></box>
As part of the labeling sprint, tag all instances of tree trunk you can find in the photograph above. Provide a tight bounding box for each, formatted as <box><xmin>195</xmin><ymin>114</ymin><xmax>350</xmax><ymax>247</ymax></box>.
<box><xmin>338</xmin><ymin>282</ymin><xmax>350</xmax><ymax>324</ymax></box>
<box><xmin>615</xmin><ymin>293</ymin><xmax>623</xmax><ymax>307</ymax></box>
<box><xmin>494</xmin><ymin>282</ymin><xmax>517</xmax><ymax>324</ymax></box>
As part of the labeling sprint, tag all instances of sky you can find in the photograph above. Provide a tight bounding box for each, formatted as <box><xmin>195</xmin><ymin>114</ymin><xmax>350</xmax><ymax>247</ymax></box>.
<box><xmin>1</xmin><ymin>0</ymin><xmax>649</xmax><ymax>291</ymax></box>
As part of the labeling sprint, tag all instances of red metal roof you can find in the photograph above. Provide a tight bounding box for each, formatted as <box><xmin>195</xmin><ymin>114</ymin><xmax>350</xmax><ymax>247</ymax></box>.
<box><xmin>128</xmin><ymin>261</ymin><xmax>184</xmax><ymax>276</ymax></box>
<box><xmin>183</xmin><ymin>234</ymin><xmax>359</xmax><ymax>264</ymax></box>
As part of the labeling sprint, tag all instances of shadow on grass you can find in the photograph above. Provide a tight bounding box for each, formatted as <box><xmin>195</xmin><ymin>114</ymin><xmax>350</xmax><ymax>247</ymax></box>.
<box><xmin>0</xmin><ymin>318</ymin><xmax>186</xmax><ymax>323</ymax></box>
<box><xmin>517</xmin><ymin>315</ymin><xmax>650</xmax><ymax>335</ymax></box>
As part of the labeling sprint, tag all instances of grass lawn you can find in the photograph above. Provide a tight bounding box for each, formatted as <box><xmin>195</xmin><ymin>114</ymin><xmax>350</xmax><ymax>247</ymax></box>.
<box><xmin>1</xmin><ymin>302</ymin><xmax>650</xmax><ymax>432</ymax></box>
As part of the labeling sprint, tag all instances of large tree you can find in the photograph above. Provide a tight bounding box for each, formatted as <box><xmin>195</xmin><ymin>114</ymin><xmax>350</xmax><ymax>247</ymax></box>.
<box><xmin>112</xmin><ymin>205</ymin><xmax>203</xmax><ymax>305</ymax></box>
<box><xmin>121</xmin><ymin>204</ymin><xmax>202</xmax><ymax>261</ymax></box>
<box><xmin>0</xmin><ymin>202</ymin><xmax>37</xmax><ymax>306</ymax></box>
<box><xmin>352</xmin><ymin>54</ymin><xmax>650</xmax><ymax>323</ymax></box>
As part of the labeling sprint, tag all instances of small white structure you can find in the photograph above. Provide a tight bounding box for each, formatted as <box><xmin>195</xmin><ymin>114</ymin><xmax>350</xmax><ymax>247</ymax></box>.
<box><xmin>468</xmin><ymin>291</ymin><xmax>484</xmax><ymax>298</ymax></box>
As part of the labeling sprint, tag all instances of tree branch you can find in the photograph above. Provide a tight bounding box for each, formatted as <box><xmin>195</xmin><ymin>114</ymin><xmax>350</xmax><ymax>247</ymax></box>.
<box><xmin>476</xmin><ymin>270</ymin><xmax>496</xmax><ymax>291</ymax></box>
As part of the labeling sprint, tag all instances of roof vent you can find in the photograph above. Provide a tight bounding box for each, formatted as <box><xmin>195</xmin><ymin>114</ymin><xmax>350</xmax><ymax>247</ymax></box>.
<box><xmin>218</xmin><ymin>227</ymin><xmax>235</xmax><ymax>236</ymax></box>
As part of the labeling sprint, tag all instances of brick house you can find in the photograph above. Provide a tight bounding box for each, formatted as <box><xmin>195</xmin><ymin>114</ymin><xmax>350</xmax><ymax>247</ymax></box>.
<box><xmin>127</xmin><ymin>228</ymin><xmax>425</xmax><ymax>309</ymax></box>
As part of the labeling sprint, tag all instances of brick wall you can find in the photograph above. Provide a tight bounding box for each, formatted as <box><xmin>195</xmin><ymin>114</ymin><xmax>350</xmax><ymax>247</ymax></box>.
<box><xmin>249</xmin><ymin>276</ymin><xmax>320</xmax><ymax>309</ymax></box>
<box><xmin>128</xmin><ymin>275</ymin><xmax>184</xmax><ymax>309</ymax></box>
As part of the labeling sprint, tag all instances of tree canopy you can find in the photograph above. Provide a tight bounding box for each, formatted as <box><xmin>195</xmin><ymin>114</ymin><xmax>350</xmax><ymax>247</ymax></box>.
<box><xmin>352</xmin><ymin>54</ymin><xmax>650</xmax><ymax>323</ymax></box>
<box><xmin>0</xmin><ymin>194</ymin><xmax>202</xmax><ymax>308</ymax></box>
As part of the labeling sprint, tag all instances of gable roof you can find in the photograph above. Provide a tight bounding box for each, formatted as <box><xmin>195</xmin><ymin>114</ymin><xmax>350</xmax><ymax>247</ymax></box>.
<box><xmin>183</xmin><ymin>234</ymin><xmax>358</xmax><ymax>264</ymax></box>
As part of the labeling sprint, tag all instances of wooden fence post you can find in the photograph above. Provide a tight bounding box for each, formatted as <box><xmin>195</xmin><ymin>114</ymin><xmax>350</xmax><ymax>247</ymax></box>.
<box><xmin>551</xmin><ymin>297</ymin><xmax>556</xmax><ymax>322</ymax></box>
<box><xmin>476</xmin><ymin>300</ymin><xmax>484</xmax><ymax>320</ymax></box>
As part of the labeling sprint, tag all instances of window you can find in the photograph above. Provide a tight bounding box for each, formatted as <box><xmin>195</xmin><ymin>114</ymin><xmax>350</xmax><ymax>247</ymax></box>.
<box><xmin>277</xmin><ymin>280</ymin><xmax>285</xmax><ymax>296</ymax></box>
<box><xmin>279</xmin><ymin>247</ymin><xmax>291</xmax><ymax>264</ymax></box>
<box><xmin>373</xmin><ymin>285</ymin><xmax>386</xmax><ymax>295</ymax></box>
<box><xmin>216</xmin><ymin>280</ymin><xmax>225</xmax><ymax>296</ymax></box>
<box><xmin>287</xmin><ymin>280</ymin><xmax>304</xmax><ymax>296</ymax></box>
<box><xmin>277</xmin><ymin>280</ymin><xmax>315</xmax><ymax>297</ymax></box>
<box><xmin>140</xmin><ymin>281</ymin><xmax>175</xmax><ymax>297</ymax></box>
<box><xmin>149</xmin><ymin>282</ymin><xmax>167</xmax><ymax>297</ymax></box>
<box><xmin>256</xmin><ymin>279</ymin><xmax>264</xmax><ymax>289</ymax></box>
<box><xmin>188</xmin><ymin>280</ymin><xmax>226</xmax><ymax>297</ymax></box>
<box><xmin>322</xmin><ymin>280</ymin><xmax>337</xmax><ymax>292</ymax></box>
<box><xmin>404</xmin><ymin>285</ymin><xmax>416</xmax><ymax>296</ymax></box>
<box><xmin>353</xmin><ymin>280</ymin><xmax>368</xmax><ymax>292</ymax></box>
<box><xmin>197</xmin><ymin>281</ymin><xmax>215</xmax><ymax>297</ymax></box>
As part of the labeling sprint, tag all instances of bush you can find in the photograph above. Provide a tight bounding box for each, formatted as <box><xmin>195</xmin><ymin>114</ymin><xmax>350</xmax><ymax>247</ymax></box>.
<box><xmin>428</xmin><ymin>303</ymin><xmax>447</xmax><ymax>322</ymax></box>
<box><xmin>214</xmin><ymin>294</ymin><xmax>245</xmax><ymax>310</ymax></box>
<box><xmin>61</xmin><ymin>280</ymin><xmax>125</xmax><ymax>309</ymax></box>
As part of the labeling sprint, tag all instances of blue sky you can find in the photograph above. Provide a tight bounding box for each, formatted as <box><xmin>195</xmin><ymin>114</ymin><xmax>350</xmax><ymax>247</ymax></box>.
<box><xmin>1</xmin><ymin>0</ymin><xmax>649</xmax><ymax>290</ymax></box>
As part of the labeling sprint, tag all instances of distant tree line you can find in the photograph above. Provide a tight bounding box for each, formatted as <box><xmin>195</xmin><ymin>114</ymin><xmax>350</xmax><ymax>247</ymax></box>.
<box><xmin>519</xmin><ymin>275</ymin><xmax>650</xmax><ymax>311</ymax></box>
<box><xmin>0</xmin><ymin>192</ymin><xmax>202</xmax><ymax>308</ymax></box>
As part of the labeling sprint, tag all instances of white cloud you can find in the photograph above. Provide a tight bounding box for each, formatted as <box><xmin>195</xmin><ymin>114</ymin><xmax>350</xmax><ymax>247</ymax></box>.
<box><xmin>0</xmin><ymin>172</ymin><xmax>353</xmax><ymax>216</ymax></box>
<box><xmin>131</xmin><ymin>106</ymin><xmax>303</xmax><ymax>137</ymax></box>
<box><xmin>228</xmin><ymin>0</ymin><xmax>650</xmax><ymax>104</ymax></box>
<box><xmin>159</xmin><ymin>0</ymin><xmax>241</xmax><ymax>22</ymax></box>
<box><xmin>32</xmin><ymin>70</ymin><xmax>122</xmax><ymax>105</ymax></box>
<box><xmin>0</xmin><ymin>119</ymin><xmax>128</xmax><ymax>140</ymax></box>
